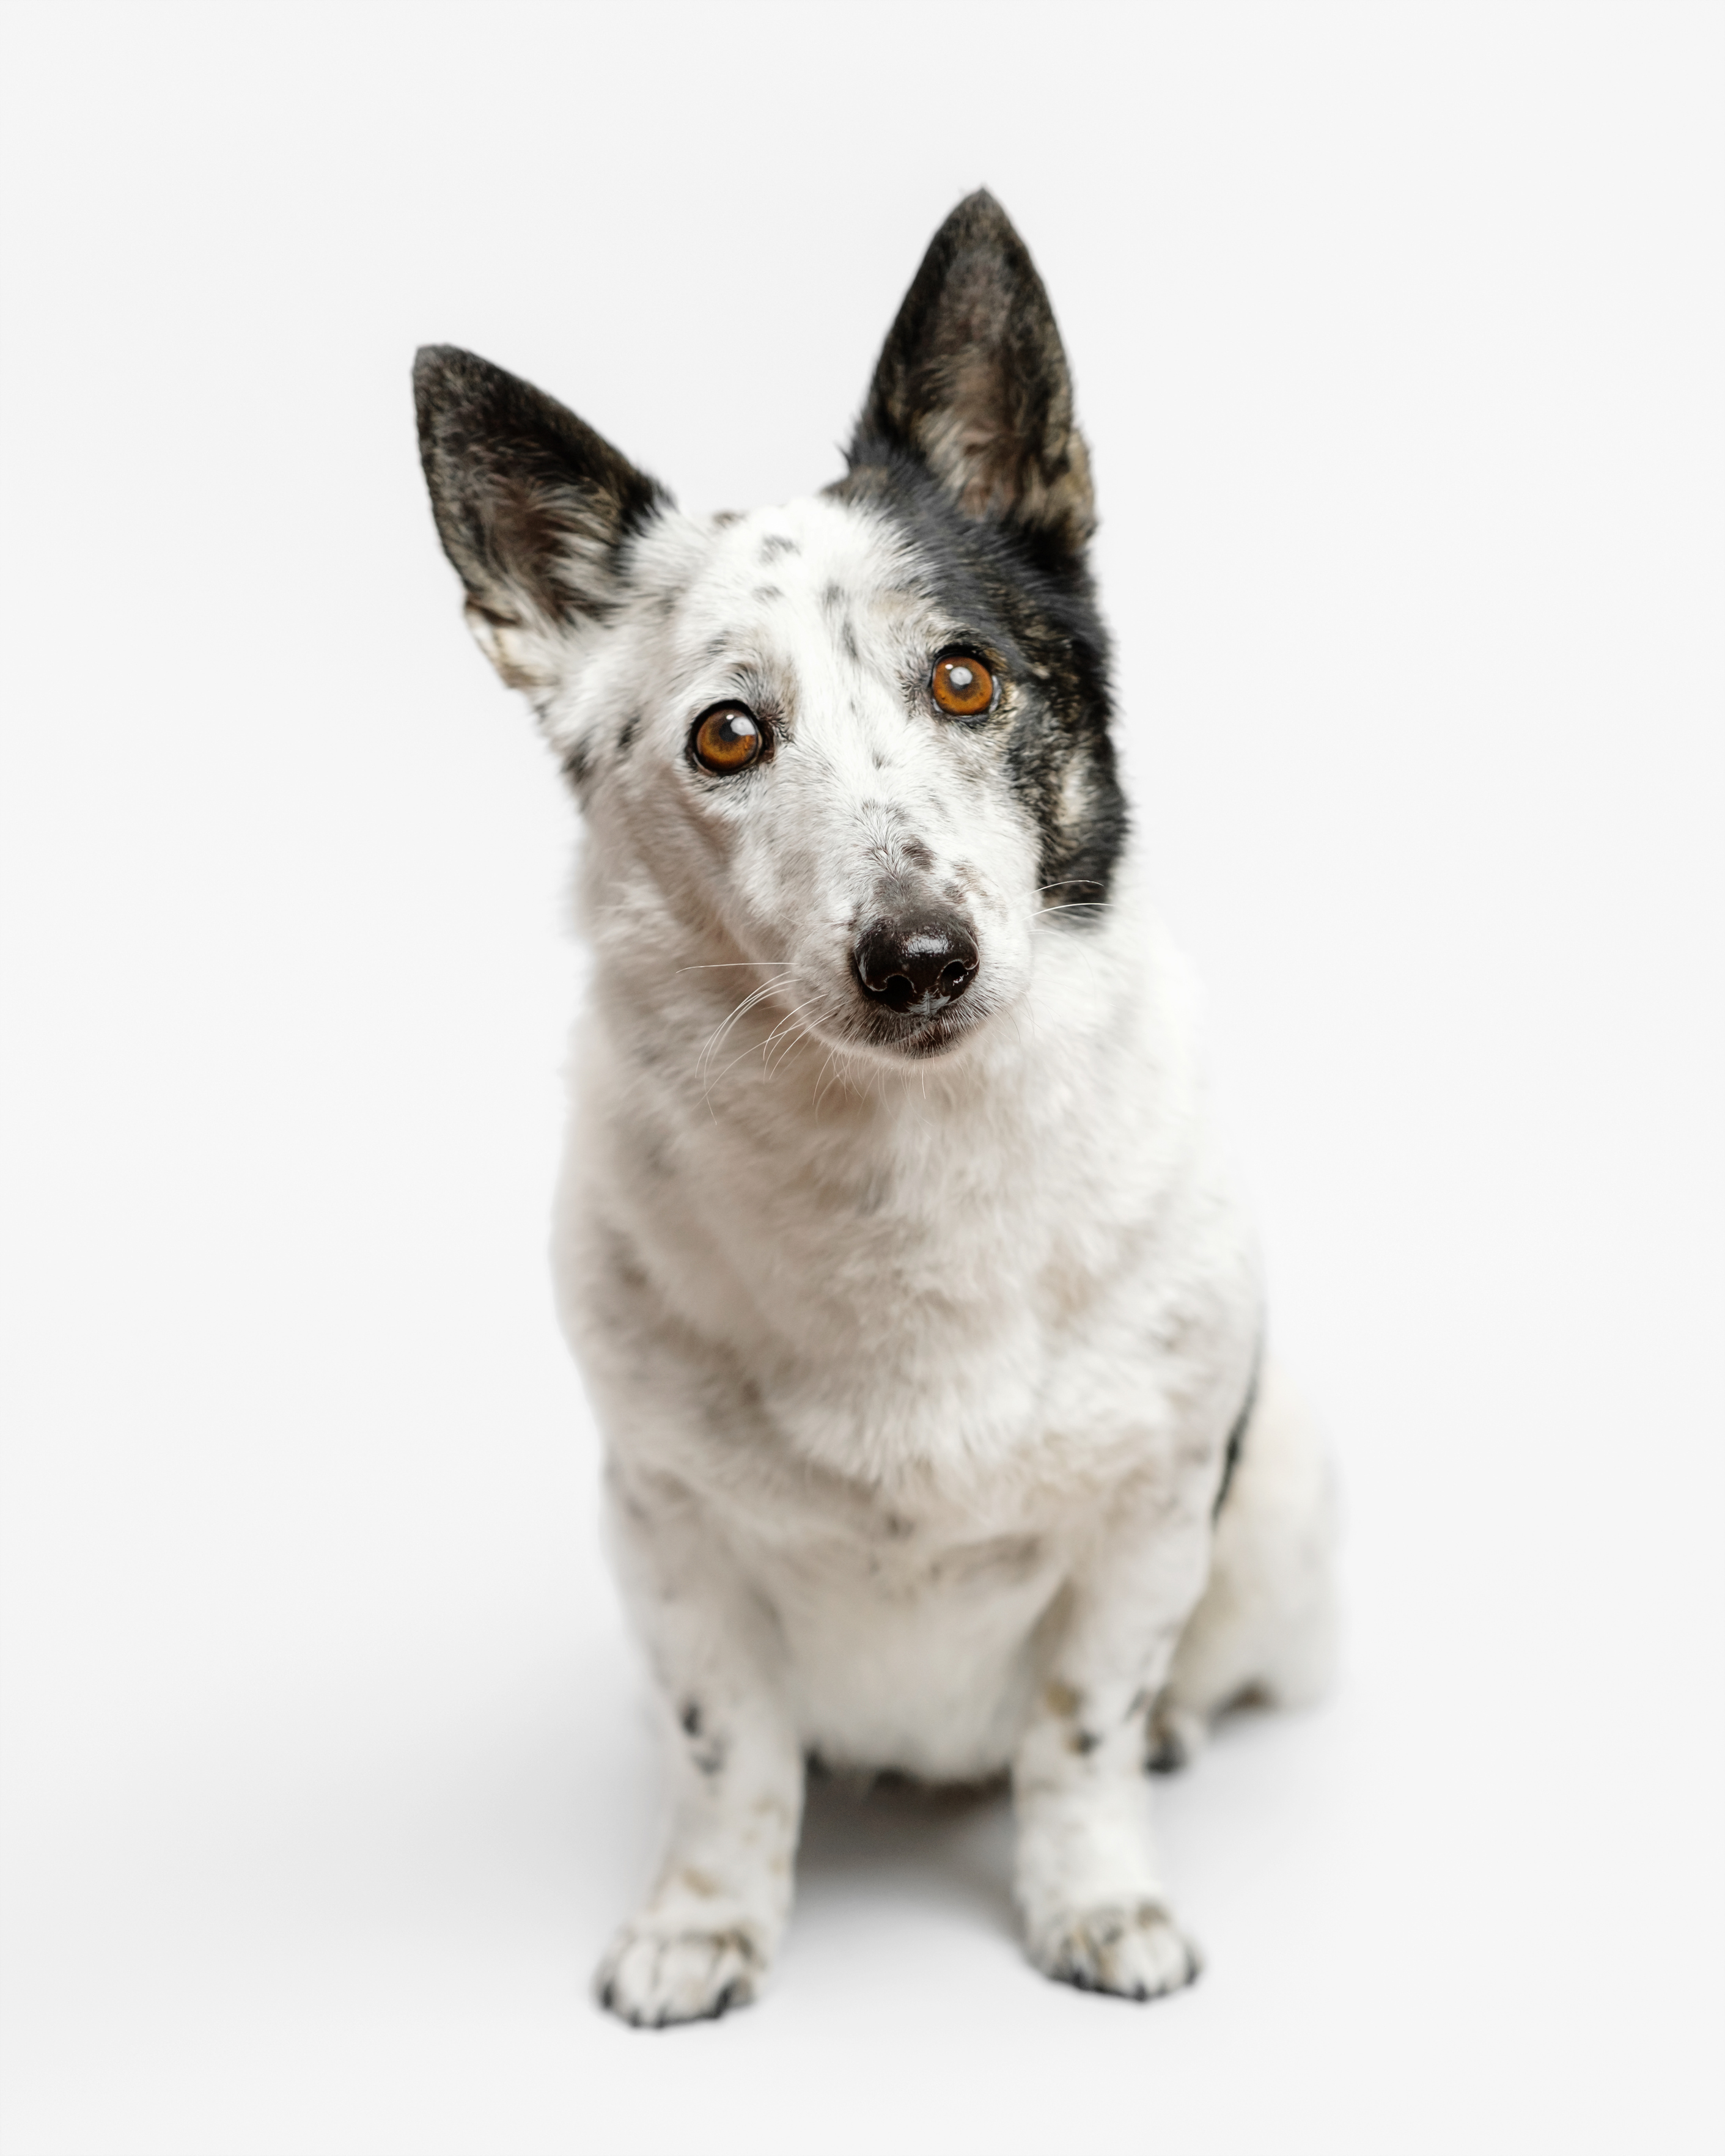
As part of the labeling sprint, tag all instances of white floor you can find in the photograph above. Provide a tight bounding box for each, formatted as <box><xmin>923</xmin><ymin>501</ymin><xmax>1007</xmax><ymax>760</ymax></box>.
<box><xmin>2</xmin><ymin>6</ymin><xmax>1721</xmax><ymax>2152</ymax></box>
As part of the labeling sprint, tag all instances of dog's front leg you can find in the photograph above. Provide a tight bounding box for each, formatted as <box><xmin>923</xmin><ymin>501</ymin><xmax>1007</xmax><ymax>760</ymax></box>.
<box><xmin>594</xmin><ymin>1462</ymin><xmax>801</xmax><ymax>2028</ymax></box>
<box><xmin>1014</xmin><ymin>1481</ymin><xmax>1213</xmax><ymax>2001</ymax></box>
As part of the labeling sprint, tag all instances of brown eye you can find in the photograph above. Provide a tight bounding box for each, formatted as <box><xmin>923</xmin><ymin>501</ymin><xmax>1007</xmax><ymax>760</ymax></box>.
<box><xmin>691</xmin><ymin>703</ymin><xmax>767</xmax><ymax>774</ymax></box>
<box><xmin>931</xmin><ymin>653</ymin><xmax>995</xmax><ymax>717</ymax></box>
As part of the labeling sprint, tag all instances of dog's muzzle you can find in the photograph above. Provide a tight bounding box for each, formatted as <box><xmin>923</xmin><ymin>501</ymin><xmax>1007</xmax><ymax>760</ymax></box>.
<box><xmin>853</xmin><ymin>905</ymin><xmax>979</xmax><ymax>1019</ymax></box>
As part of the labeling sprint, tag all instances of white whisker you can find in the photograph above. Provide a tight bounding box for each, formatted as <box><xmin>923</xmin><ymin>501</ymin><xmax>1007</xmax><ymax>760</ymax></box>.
<box><xmin>696</xmin><ymin>979</ymin><xmax>787</xmax><ymax>1085</ymax></box>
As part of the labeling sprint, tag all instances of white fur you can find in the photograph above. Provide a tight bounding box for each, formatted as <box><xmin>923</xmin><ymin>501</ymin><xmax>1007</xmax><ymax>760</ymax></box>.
<box><xmin>473</xmin><ymin>492</ymin><xmax>1335</xmax><ymax>2023</ymax></box>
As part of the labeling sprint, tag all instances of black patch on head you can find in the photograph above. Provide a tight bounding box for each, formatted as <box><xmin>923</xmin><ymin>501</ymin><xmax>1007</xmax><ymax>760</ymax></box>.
<box><xmin>413</xmin><ymin>345</ymin><xmax>670</xmax><ymax>631</ymax></box>
<box><xmin>835</xmin><ymin>193</ymin><xmax>1125</xmax><ymax>908</ymax></box>
<box><xmin>831</xmin><ymin>455</ymin><xmax>1127</xmax><ymax>910</ymax></box>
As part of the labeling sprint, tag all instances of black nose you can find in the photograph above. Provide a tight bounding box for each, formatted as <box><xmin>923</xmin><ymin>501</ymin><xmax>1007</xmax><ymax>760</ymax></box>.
<box><xmin>854</xmin><ymin>908</ymin><xmax>979</xmax><ymax>1016</ymax></box>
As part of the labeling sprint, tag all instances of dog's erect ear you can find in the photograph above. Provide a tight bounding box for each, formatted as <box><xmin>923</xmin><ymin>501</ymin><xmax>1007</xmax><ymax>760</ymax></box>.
<box><xmin>413</xmin><ymin>345</ymin><xmax>671</xmax><ymax>694</ymax></box>
<box><xmin>851</xmin><ymin>191</ymin><xmax>1094</xmax><ymax>555</ymax></box>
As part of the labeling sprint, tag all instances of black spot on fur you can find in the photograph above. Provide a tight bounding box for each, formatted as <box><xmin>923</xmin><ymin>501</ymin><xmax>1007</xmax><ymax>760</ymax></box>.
<box><xmin>820</xmin><ymin>581</ymin><xmax>845</xmax><ymax>615</ymax></box>
<box><xmin>1145</xmin><ymin>1725</ymin><xmax>1190</xmax><ymax>1776</ymax></box>
<box><xmin>562</xmin><ymin>738</ymin><xmax>591</xmax><ymax>790</ymax></box>
<box><xmin>1213</xmin><ymin>1340</ymin><xmax>1263</xmax><ymax>1519</ymax></box>
<box><xmin>679</xmin><ymin>1700</ymin><xmax>727</xmax><ymax>1775</ymax></box>
<box><xmin>617</xmin><ymin>710</ymin><xmax>641</xmax><ymax>756</ymax></box>
<box><xmin>752</xmin><ymin>584</ymin><xmax>782</xmax><ymax>603</ymax></box>
<box><xmin>760</xmin><ymin>533</ymin><xmax>797</xmax><ymax>559</ymax></box>
<box><xmin>839</xmin><ymin>617</ymin><xmax>861</xmax><ymax>662</ymax></box>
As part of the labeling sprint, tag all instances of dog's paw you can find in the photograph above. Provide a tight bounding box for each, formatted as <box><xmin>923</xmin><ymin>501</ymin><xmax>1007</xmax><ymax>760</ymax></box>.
<box><xmin>594</xmin><ymin>1918</ymin><xmax>766</xmax><ymax>2028</ymax></box>
<box><xmin>1031</xmin><ymin>1901</ymin><xmax>1202</xmax><ymax>2001</ymax></box>
<box><xmin>1146</xmin><ymin>1701</ymin><xmax>1208</xmax><ymax>1775</ymax></box>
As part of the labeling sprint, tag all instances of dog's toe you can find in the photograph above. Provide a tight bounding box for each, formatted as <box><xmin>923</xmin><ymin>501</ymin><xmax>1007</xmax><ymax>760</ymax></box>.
<box><xmin>1146</xmin><ymin>1701</ymin><xmax>1208</xmax><ymax>1775</ymax></box>
<box><xmin>1032</xmin><ymin>1902</ymin><xmax>1202</xmax><ymax>2002</ymax></box>
<box><xmin>594</xmin><ymin>1920</ymin><xmax>764</xmax><ymax>2028</ymax></box>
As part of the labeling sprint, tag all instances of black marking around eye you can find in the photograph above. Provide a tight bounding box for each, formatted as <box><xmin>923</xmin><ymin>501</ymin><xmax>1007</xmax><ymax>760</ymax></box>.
<box><xmin>825</xmin><ymin>455</ymin><xmax>1127</xmax><ymax>914</ymax></box>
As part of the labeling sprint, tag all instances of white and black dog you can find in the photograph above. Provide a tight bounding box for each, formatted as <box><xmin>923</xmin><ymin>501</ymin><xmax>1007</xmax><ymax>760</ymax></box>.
<box><xmin>413</xmin><ymin>191</ymin><xmax>1337</xmax><ymax>2026</ymax></box>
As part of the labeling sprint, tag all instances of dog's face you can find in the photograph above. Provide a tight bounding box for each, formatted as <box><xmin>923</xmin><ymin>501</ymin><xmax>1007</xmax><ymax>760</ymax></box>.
<box><xmin>415</xmin><ymin>193</ymin><xmax>1126</xmax><ymax>1066</ymax></box>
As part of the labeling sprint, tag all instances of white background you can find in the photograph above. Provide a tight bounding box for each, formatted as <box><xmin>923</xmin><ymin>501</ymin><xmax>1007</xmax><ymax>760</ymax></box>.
<box><xmin>2</xmin><ymin>5</ymin><xmax>1721</xmax><ymax>2151</ymax></box>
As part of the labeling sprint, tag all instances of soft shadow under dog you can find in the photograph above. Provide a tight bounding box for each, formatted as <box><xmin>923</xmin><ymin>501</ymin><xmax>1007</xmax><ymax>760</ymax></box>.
<box><xmin>792</xmin><ymin>1764</ymin><xmax>1020</xmax><ymax>1946</ymax></box>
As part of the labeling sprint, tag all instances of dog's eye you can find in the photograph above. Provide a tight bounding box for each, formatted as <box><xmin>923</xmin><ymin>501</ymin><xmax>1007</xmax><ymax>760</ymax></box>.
<box><xmin>930</xmin><ymin>653</ymin><xmax>995</xmax><ymax>717</ymax></box>
<box><xmin>691</xmin><ymin>704</ymin><xmax>767</xmax><ymax>774</ymax></box>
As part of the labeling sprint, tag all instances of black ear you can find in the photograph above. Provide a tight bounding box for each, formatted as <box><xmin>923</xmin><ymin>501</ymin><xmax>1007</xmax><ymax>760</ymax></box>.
<box><xmin>850</xmin><ymin>191</ymin><xmax>1094</xmax><ymax>556</ymax></box>
<box><xmin>413</xmin><ymin>345</ymin><xmax>671</xmax><ymax>693</ymax></box>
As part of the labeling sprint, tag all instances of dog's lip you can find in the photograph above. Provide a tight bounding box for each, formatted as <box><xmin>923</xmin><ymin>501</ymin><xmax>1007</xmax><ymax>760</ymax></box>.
<box><xmin>869</xmin><ymin>1003</ymin><xmax>982</xmax><ymax>1058</ymax></box>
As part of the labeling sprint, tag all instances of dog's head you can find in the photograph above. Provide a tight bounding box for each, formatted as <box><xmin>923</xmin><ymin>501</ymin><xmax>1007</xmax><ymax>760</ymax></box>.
<box><xmin>414</xmin><ymin>193</ymin><xmax>1125</xmax><ymax>1067</ymax></box>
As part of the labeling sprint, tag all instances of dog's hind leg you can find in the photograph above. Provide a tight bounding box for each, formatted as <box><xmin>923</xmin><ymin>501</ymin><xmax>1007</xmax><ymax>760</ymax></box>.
<box><xmin>1148</xmin><ymin>1362</ymin><xmax>1340</xmax><ymax>1773</ymax></box>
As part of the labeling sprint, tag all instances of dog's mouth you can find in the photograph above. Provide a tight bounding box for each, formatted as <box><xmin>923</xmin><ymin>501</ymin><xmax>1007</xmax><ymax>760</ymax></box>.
<box><xmin>845</xmin><ymin>994</ymin><xmax>989</xmax><ymax>1062</ymax></box>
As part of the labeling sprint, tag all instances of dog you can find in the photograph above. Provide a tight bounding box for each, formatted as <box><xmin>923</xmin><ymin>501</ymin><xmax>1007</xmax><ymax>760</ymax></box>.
<box><xmin>413</xmin><ymin>191</ymin><xmax>1337</xmax><ymax>2027</ymax></box>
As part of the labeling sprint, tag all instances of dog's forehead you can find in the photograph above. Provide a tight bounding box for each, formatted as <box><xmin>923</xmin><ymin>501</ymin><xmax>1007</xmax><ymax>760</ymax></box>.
<box><xmin>676</xmin><ymin>497</ymin><xmax>933</xmax><ymax>656</ymax></box>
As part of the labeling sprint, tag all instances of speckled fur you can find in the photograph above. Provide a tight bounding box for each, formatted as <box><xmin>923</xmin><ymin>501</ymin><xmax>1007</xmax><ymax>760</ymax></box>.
<box><xmin>413</xmin><ymin>193</ymin><xmax>1337</xmax><ymax>2028</ymax></box>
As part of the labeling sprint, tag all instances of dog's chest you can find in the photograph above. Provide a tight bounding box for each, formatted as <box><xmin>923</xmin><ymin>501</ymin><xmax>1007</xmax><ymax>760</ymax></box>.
<box><xmin>603</xmin><ymin>1013</ymin><xmax>1230</xmax><ymax>1494</ymax></box>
